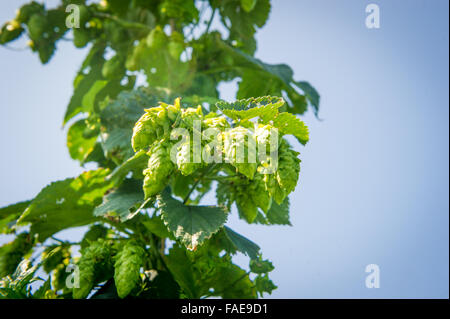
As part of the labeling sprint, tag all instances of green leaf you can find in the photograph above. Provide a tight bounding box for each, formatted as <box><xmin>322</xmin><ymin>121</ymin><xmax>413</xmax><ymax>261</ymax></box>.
<box><xmin>67</xmin><ymin>119</ymin><xmax>98</xmax><ymax>163</ymax></box>
<box><xmin>222</xmin><ymin>226</ymin><xmax>260</xmax><ymax>260</ymax></box>
<box><xmin>254</xmin><ymin>274</ymin><xmax>277</xmax><ymax>296</ymax></box>
<box><xmin>127</xmin><ymin>38</ymin><xmax>193</xmax><ymax>91</ymax></box>
<box><xmin>64</xmin><ymin>44</ymin><xmax>105</xmax><ymax>123</ymax></box>
<box><xmin>99</xmin><ymin>89</ymin><xmax>158</xmax><ymax>163</ymax></box>
<box><xmin>206</xmin><ymin>263</ymin><xmax>256</xmax><ymax>298</ymax></box>
<box><xmin>157</xmin><ymin>188</ymin><xmax>228</xmax><ymax>250</ymax></box>
<box><xmin>94</xmin><ymin>179</ymin><xmax>144</xmax><ymax>222</ymax></box>
<box><xmin>266</xmin><ymin>196</ymin><xmax>291</xmax><ymax>225</ymax></box>
<box><xmin>240</xmin><ymin>0</ymin><xmax>257</xmax><ymax>12</ymax></box>
<box><xmin>142</xmin><ymin>215</ymin><xmax>173</xmax><ymax>239</ymax></box>
<box><xmin>0</xmin><ymin>260</ymin><xmax>39</xmax><ymax>298</ymax></box>
<box><xmin>214</xmin><ymin>0</ymin><xmax>270</xmax><ymax>54</ymax></box>
<box><xmin>164</xmin><ymin>245</ymin><xmax>198</xmax><ymax>298</ymax></box>
<box><xmin>17</xmin><ymin>169</ymin><xmax>113</xmax><ymax>242</ymax></box>
<box><xmin>216</xmin><ymin>95</ymin><xmax>284</xmax><ymax>121</ymax></box>
<box><xmin>0</xmin><ymin>201</ymin><xmax>31</xmax><ymax>234</ymax></box>
<box><xmin>80</xmin><ymin>224</ymin><xmax>109</xmax><ymax>250</ymax></box>
<box><xmin>107</xmin><ymin>149</ymin><xmax>148</xmax><ymax>186</ymax></box>
<box><xmin>224</xmin><ymin>45</ymin><xmax>316</xmax><ymax>115</ymax></box>
<box><xmin>249</xmin><ymin>257</ymin><xmax>274</xmax><ymax>274</ymax></box>
<box><xmin>272</xmin><ymin>112</ymin><xmax>309</xmax><ymax>145</ymax></box>
<box><xmin>295</xmin><ymin>81</ymin><xmax>320</xmax><ymax>116</ymax></box>
<box><xmin>33</xmin><ymin>277</ymin><xmax>52</xmax><ymax>299</ymax></box>
<box><xmin>81</xmin><ymin>80</ymin><xmax>108</xmax><ymax>112</ymax></box>
<box><xmin>139</xmin><ymin>270</ymin><xmax>180</xmax><ymax>299</ymax></box>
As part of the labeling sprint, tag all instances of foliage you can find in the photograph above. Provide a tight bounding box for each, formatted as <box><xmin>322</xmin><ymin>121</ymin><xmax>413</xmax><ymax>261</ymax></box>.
<box><xmin>0</xmin><ymin>0</ymin><xmax>319</xmax><ymax>299</ymax></box>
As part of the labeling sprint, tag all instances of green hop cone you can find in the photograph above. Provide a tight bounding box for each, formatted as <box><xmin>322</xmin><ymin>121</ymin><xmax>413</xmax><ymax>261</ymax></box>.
<box><xmin>203</xmin><ymin>113</ymin><xmax>230</xmax><ymax>130</ymax></box>
<box><xmin>73</xmin><ymin>239</ymin><xmax>112</xmax><ymax>299</ymax></box>
<box><xmin>223</xmin><ymin>127</ymin><xmax>257</xmax><ymax>179</ymax></box>
<box><xmin>249</xmin><ymin>174</ymin><xmax>272</xmax><ymax>213</ymax></box>
<box><xmin>235</xmin><ymin>188</ymin><xmax>258</xmax><ymax>223</ymax></box>
<box><xmin>263</xmin><ymin>139</ymin><xmax>300</xmax><ymax>204</ymax></box>
<box><xmin>143</xmin><ymin>141</ymin><xmax>175</xmax><ymax>198</ymax></box>
<box><xmin>175</xmin><ymin>140</ymin><xmax>204</xmax><ymax>176</ymax></box>
<box><xmin>114</xmin><ymin>240</ymin><xmax>145</xmax><ymax>298</ymax></box>
<box><xmin>276</xmin><ymin>140</ymin><xmax>301</xmax><ymax>195</ymax></box>
<box><xmin>179</xmin><ymin>105</ymin><xmax>203</xmax><ymax>129</ymax></box>
<box><xmin>232</xmin><ymin>174</ymin><xmax>271</xmax><ymax>223</ymax></box>
<box><xmin>263</xmin><ymin>173</ymin><xmax>286</xmax><ymax>205</ymax></box>
<box><xmin>132</xmin><ymin>100</ymin><xmax>180</xmax><ymax>152</ymax></box>
<box><xmin>0</xmin><ymin>232</ymin><xmax>32</xmax><ymax>278</ymax></box>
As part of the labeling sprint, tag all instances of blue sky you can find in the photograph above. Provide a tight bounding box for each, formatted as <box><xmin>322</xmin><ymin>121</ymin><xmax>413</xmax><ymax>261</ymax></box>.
<box><xmin>0</xmin><ymin>0</ymin><xmax>448</xmax><ymax>298</ymax></box>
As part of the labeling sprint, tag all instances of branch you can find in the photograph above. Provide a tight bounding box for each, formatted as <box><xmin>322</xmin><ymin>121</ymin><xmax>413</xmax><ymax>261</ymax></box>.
<box><xmin>183</xmin><ymin>164</ymin><xmax>217</xmax><ymax>204</ymax></box>
<box><xmin>93</xmin><ymin>12</ymin><xmax>151</xmax><ymax>30</ymax></box>
<box><xmin>205</xmin><ymin>8</ymin><xmax>216</xmax><ymax>34</ymax></box>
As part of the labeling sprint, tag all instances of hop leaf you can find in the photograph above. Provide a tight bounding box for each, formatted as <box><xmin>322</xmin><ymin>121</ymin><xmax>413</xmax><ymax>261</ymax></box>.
<box><xmin>157</xmin><ymin>188</ymin><xmax>228</xmax><ymax>250</ymax></box>
<box><xmin>272</xmin><ymin>112</ymin><xmax>309</xmax><ymax>145</ymax></box>
<box><xmin>114</xmin><ymin>240</ymin><xmax>145</xmax><ymax>298</ymax></box>
<box><xmin>216</xmin><ymin>96</ymin><xmax>284</xmax><ymax>121</ymax></box>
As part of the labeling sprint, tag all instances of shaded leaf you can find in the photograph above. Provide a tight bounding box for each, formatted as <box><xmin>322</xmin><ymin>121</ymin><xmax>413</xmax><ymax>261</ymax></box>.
<box><xmin>67</xmin><ymin>119</ymin><xmax>98</xmax><ymax>163</ymax></box>
<box><xmin>0</xmin><ymin>201</ymin><xmax>31</xmax><ymax>234</ymax></box>
<box><xmin>216</xmin><ymin>96</ymin><xmax>284</xmax><ymax>121</ymax></box>
<box><xmin>266</xmin><ymin>196</ymin><xmax>291</xmax><ymax>225</ymax></box>
<box><xmin>157</xmin><ymin>188</ymin><xmax>228</xmax><ymax>250</ymax></box>
<box><xmin>17</xmin><ymin>169</ymin><xmax>112</xmax><ymax>242</ymax></box>
<box><xmin>94</xmin><ymin>179</ymin><xmax>144</xmax><ymax>221</ymax></box>
<box><xmin>222</xmin><ymin>226</ymin><xmax>260</xmax><ymax>260</ymax></box>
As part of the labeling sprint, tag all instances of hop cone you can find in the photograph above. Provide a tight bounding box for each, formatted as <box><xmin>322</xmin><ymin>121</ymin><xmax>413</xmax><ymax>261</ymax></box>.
<box><xmin>114</xmin><ymin>240</ymin><xmax>145</xmax><ymax>298</ymax></box>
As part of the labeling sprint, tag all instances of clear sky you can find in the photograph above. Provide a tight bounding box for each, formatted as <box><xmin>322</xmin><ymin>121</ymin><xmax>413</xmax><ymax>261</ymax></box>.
<box><xmin>0</xmin><ymin>0</ymin><xmax>448</xmax><ymax>298</ymax></box>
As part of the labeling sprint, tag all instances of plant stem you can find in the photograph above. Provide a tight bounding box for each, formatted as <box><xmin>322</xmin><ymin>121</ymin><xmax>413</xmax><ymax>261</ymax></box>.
<box><xmin>94</xmin><ymin>12</ymin><xmax>150</xmax><ymax>30</ymax></box>
<box><xmin>205</xmin><ymin>8</ymin><xmax>216</xmax><ymax>34</ymax></box>
<box><xmin>183</xmin><ymin>164</ymin><xmax>217</xmax><ymax>204</ymax></box>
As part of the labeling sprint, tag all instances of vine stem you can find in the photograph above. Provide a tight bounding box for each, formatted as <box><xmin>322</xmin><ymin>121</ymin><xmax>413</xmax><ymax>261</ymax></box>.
<box><xmin>205</xmin><ymin>8</ymin><xmax>216</xmax><ymax>34</ymax></box>
<box><xmin>202</xmin><ymin>175</ymin><xmax>237</xmax><ymax>181</ymax></box>
<box><xmin>93</xmin><ymin>12</ymin><xmax>150</xmax><ymax>30</ymax></box>
<box><xmin>183</xmin><ymin>164</ymin><xmax>217</xmax><ymax>204</ymax></box>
